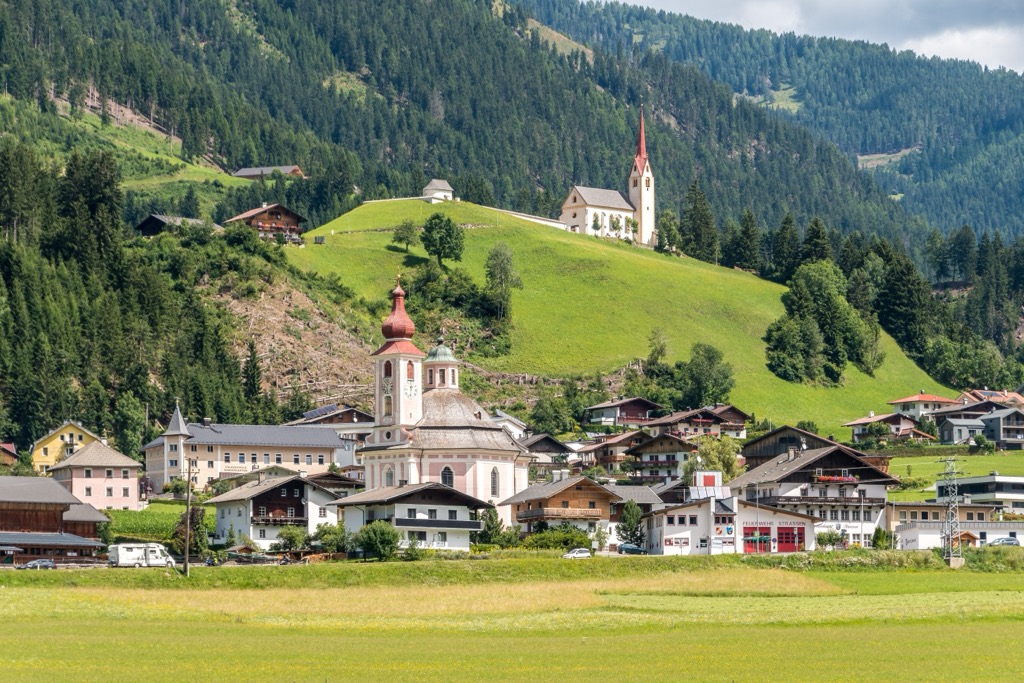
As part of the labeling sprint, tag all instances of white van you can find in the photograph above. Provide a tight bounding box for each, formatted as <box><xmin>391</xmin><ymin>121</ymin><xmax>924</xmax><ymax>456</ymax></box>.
<box><xmin>108</xmin><ymin>543</ymin><xmax>176</xmax><ymax>568</ymax></box>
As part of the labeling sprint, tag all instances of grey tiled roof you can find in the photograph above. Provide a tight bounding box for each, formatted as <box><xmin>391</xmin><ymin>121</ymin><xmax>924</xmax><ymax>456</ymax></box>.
<box><xmin>233</xmin><ymin>165</ymin><xmax>301</xmax><ymax>177</ymax></box>
<box><xmin>148</xmin><ymin>423</ymin><xmax>346</xmax><ymax>450</ymax></box>
<box><xmin>0</xmin><ymin>477</ymin><xmax>81</xmax><ymax>505</ymax></box>
<box><xmin>64</xmin><ymin>503</ymin><xmax>109</xmax><ymax>523</ymax></box>
<box><xmin>499</xmin><ymin>476</ymin><xmax>620</xmax><ymax>506</ymax></box>
<box><xmin>423</xmin><ymin>179</ymin><xmax>453</xmax><ymax>192</ymax></box>
<box><xmin>569</xmin><ymin>185</ymin><xmax>635</xmax><ymax>211</ymax></box>
<box><xmin>604</xmin><ymin>484</ymin><xmax>662</xmax><ymax>505</ymax></box>
<box><xmin>47</xmin><ymin>442</ymin><xmax>141</xmax><ymax>472</ymax></box>
<box><xmin>205</xmin><ymin>474</ymin><xmax>337</xmax><ymax>505</ymax></box>
<box><xmin>0</xmin><ymin>531</ymin><xmax>102</xmax><ymax>548</ymax></box>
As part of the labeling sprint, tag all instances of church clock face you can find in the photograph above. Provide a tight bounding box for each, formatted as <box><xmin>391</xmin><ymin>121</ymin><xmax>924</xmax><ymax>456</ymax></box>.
<box><xmin>382</xmin><ymin>378</ymin><xmax>393</xmax><ymax>395</ymax></box>
<box><xmin>404</xmin><ymin>381</ymin><xmax>418</xmax><ymax>399</ymax></box>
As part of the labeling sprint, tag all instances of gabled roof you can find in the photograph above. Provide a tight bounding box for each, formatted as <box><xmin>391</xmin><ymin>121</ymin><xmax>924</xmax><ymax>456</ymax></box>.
<box><xmin>0</xmin><ymin>476</ymin><xmax>82</xmax><ymax>505</ymax></box>
<box><xmin>492</xmin><ymin>409</ymin><xmax>527</xmax><ymax>429</ymax></box>
<box><xmin>423</xmin><ymin>179</ymin><xmax>454</xmax><ymax>192</ymax></box>
<box><xmin>283</xmin><ymin>404</ymin><xmax>375</xmax><ymax>426</ymax></box>
<box><xmin>981</xmin><ymin>407</ymin><xmax>1024</xmax><ymax>420</ymax></box>
<box><xmin>888</xmin><ymin>393</ymin><xmax>956</xmax><ymax>405</ymax></box>
<box><xmin>937</xmin><ymin>418</ymin><xmax>985</xmax><ymax>428</ymax></box>
<box><xmin>517</xmin><ymin>433</ymin><xmax>571</xmax><ymax>452</ymax></box>
<box><xmin>585</xmin><ymin>396</ymin><xmax>662</xmax><ymax>412</ymax></box>
<box><xmin>931</xmin><ymin>400</ymin><xmax>1007</xmax><ymax>417</ymax></box>
<box><xmin>134</xmin><ymin>214</ymin><xmax>218</xmax><ymax>235</ymax></box>
<box><xmin>959</xmin><ymin>388</ymin><xmax>1024</xmax><ymax>405</ymax></box>
<box><xmin>741</xmin><ymin>425</ymin><xmax>836</xmax><ymax>453</ymax></box>
<box><xmin>604</xmin><ymin>484</ymin><xmax>662</xmax><ymax>505</ymax></box>
<box><xmin>225</xmin><ymin>203</ymin><xmax>306</xmax><ymax>224</ymax></box>
<box><xmin>233</xmin><ymin>165</ymin><xmax>303</xmax><ymax>178</ymax></box>
<box><xmin>624</xmin><ymin>432</ymin><xmax>699</xmax><ymax>455</ymax></box>
<box><xmin>64</xmin><ymin>503</ymin><xmax>109</xmax><ymax>523</ymax></box>
<box><xmin>30</xmin><ymin>420</ymin><xmax>104</xmax><ymax>454</ymax></box>
<box><xmin>728</xmin><ymin>446</ymin><xmax>897</xmax><ymax>489</ymax></box>
<box><xmin>47</xmin><ymin>441</ymin><xmax>141</xmax><ymax>472</ymax></box>
<box><xmin>842</xmin><ymin>412</ymin><xmax>917</xmax><ymax>427</ymax></box>
<box><xmin>576</xmin><ymin>430</ymin><xmax>643</xmax><ymax>453</ymax></box>
<box><xmin>644</xmin><ymin>408</ymin><xmax>726</xmax><ymax>428</ymax></box>
<box><xmin>0</xmin><ymin>531</ymin><xmax>102</xmax><ymax>548</ymax></box>
<box><xmin>328</xmin><ymin>482</ymin><xmax>492</xmax><ymax>509</ymax></box>
<box><xmin>183</xmin><ymin>423</ymin><xmax>345</xmax><ymax>448</ymax></box>
<box><xmin>205</xmin><ymin>475</ymin><xmax>337</xmax><ymax>505</ymax></box>
<box><xmin>499</xmin><ymin>476</ymin><xmax>619</xmax><ymax>506</ymax></box>
<box><xmin>566</xmin><ymin>185</ymin><xmax>635</xmax><ymax>212</ymax></box>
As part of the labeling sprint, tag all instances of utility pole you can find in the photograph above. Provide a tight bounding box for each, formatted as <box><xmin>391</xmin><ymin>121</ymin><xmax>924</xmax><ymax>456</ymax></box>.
<box><xmin>939</xmin><ymin>456</ymin><xmax>964</xmax><ymax>568</ymax></box>
<box><xmin>183</xmin><ymin>459</ymin><xmax>193</xmax><ymax>577</ymax></box>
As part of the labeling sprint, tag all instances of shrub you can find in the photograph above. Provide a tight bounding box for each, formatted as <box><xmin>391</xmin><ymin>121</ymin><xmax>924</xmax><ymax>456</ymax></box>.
<box><xmin>816</xmin><ymin>530</ymin><xmax>843</xmax><ymax>548</ymax></box>
<box><xmin>356</xmin><ymin>520</ymin><xmax>400</xmax><ymax>561</ymax></box>
<box><xmin>522</xmin><ymin>524</ymin><xmax>590</xmax><ymax>551</ymax></box>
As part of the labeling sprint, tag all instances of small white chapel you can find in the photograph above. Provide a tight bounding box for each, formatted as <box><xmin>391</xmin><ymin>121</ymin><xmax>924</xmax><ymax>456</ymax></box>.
<box><xmin>558</xmin><ymin>106</ymin><xmax>656</xmax><ymax>246</ymax></box>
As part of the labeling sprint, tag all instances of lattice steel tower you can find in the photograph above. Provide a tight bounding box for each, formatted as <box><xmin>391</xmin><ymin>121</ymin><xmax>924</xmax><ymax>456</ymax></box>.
<box><xmin>940</xmin><ymin>456</ymin><xmax>963</xmax><ymax>560</ymax></box>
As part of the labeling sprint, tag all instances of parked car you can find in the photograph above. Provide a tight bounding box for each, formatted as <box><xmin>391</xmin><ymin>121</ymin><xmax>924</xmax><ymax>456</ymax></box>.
<box><xmin>562</xmin><ymin>547</ymin><xmax>592</xmax><ymax>560</ymax></box>
<box><xmin>987</xmin><ymin>537</ymin><xmax>1020</xmax><ymax>547</ymax></box>
<box><xmin>617</xmin><ymin>543</ymin><xmax>647</xmax><ymax>555</ymax></box>
<box><xmin>16</xmin><ymin>559</ymin><xmax>56</xmax><ymax>570</ymax></box>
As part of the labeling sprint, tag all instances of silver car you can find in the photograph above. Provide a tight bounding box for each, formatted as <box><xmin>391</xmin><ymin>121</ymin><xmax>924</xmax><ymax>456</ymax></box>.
<box><xmin>987</xmin><ymin>537</ymin><xmax>1020</xmax><ymax>547</ymax></box>
<box><xmin>562</xmin><ymin>547</ymin><xmax>592</xmax><ymax>559</ymax></box>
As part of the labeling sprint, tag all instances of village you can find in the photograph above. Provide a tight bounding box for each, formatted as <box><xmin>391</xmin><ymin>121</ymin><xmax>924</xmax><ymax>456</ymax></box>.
<box><xmin>4</xmin><ymin>274</ymin><xmax>1024</xmax><ymax>570</ymax></box>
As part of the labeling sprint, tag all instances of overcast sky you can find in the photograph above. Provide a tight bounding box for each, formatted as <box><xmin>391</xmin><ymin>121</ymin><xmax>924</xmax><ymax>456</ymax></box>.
<box><xmin>635</xmin><ymin>1</ymin><xmax>1024</xmax><ymax>73</ymax></box>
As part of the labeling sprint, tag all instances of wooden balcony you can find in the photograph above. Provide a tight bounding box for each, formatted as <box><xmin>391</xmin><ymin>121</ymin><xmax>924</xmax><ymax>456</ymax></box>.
<box><xmin>251</xmin><ymin>516</ymin><xmax>307</xmax><ymax>526</ymax></box>
<box><xmin>516</xmin><ymin>507</ymin><xmax>602</xmax><ymax>522</ymax></box>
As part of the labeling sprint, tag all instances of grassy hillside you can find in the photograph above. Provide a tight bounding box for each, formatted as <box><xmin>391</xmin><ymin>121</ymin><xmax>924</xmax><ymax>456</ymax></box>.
<box><xmin>289</xmin><ymin>200</ymin><xmax>951</xmax><ymax>434</ymax></box>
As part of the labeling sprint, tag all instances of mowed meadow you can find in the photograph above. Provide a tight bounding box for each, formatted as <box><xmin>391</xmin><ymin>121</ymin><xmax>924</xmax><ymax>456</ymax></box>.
<box><xmin>4</xmin><ymin>557</ymin><xmax>1024</xmax><ymax>681</ymax></box>
<box><xmin>289</xmin><ymin>200</ymin><xmax>950</xmax><ymax>434</ymax></box>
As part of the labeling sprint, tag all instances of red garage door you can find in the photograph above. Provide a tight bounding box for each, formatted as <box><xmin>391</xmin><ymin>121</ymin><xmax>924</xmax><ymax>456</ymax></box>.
<box><xmin>777</xmin><ymin>527</ymin><xmax>805</xmax><ymax>552</ymax></box>
<box><xmin>743</xmin><ymin>526</ymin><xmax>771</xmax><ymax>554</ymax></box>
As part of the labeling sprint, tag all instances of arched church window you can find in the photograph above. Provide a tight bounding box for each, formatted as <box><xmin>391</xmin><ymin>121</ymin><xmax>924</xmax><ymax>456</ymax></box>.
<box><xmin>490</xmin><ymin>468</ymin><xmax>499</xmax><ymax>498</ymax></box>
<box><xmin>441</xmin><ymin>466</ymin><xmax>454</xmax><ymax>488</ymax></box>
<box><xmin>383</xmin><ymin>396</ymin><xmax>393</xmax><ymax>417</ymax></box>
<box><xmin>428</xmin><ymin>369</ymin><xmax>434</xmax><ymax>385</ymax></box>
<box><xmin>451</xmin><ymin>369</ymin><xmax>457</xmax><ymax>385</ymax></box>
<box><xmin>407</xmin><ymin>361</ymin><xmax>415</xmax><ymax>380</ymax></box>
<box><xmin>383</xmin><ymin>361</ymin><xmax>392</xmax><ymax>378</ymax></box>
<box><xmin>439</xmin><ymin>369</ymin><xmax>446</xmax><ymax>385</ymax></box>
<box><xmin>646</xmin><ymin>178</ymin><xmax>650</xmax><ymax>189</ymax></box>
<box><xmin>633</xmin><ymin>178</ymin><xmax>638</xmax><ymax>188</ymax></box>
<box><xmin>384</xmin><ymin>468</ymin><xmax>394</xmax><ymax>487</ymax></box>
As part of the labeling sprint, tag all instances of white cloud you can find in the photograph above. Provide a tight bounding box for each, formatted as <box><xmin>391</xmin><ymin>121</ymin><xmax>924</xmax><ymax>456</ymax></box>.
<box><xmin>634</xmin><ymin>0</ymin><xmax>1024</xmax><ymax>72</ymax></box>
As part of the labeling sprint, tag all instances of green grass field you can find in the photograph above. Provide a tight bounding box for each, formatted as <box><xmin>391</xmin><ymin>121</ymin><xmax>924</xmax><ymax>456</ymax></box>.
<box><xmin>4</xmin><ymin>556</ymin><xmax>1024</xmax><ymax>681</ymax></box>
<box><xmin>289</xmin><ymin>200</ymin><xmax>950</xmax><ymax>434</ymax></box>
<box><xmin>888</xmin><ymin>451</ymin><xmax>1024</xmax><ymax>501</ymax></box>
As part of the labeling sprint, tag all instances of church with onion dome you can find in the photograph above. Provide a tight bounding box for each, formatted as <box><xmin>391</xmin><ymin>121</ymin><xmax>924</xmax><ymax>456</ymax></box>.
<box><xmin>358</xmin><ymin>280</ymin><xmax>533</xmax><ymax>523</ymax></box>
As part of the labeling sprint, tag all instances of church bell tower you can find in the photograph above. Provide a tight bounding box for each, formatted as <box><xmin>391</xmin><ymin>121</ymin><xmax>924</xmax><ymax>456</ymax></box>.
<box><xmin>627</xmin><ymin>105</ymin><xmax>655</xmax><ymax>246</ymax></box>
<box><xmin>369</xmin><ymin>279</ymin><xmax>424</xmax><ymax>447</ymax></box>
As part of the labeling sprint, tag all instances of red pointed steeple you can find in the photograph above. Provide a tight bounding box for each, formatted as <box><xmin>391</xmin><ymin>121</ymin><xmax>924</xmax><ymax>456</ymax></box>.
<box><xmin>633</xmin><ymin>105</ymin><xmax>648</xmax><ymax>173</ymax></box>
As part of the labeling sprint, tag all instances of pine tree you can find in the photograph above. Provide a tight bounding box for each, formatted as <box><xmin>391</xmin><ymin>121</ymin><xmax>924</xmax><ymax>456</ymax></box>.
<box><xmin>772</xmin><ymin>213</ymin><xmax>800</xmax><ymax>282</ymax></box>
<box><xmin>735</xmin><ymin>208</ymin><xmax>762</xmax><ymax>271</ymax></box>
<box><xmin>681</xmin><ymin>181</ymin><xmax>719</xmax><ymax>263</ymax></box>
<box><xmin>800</xmin><ymin>217</ymin><xmax>833</xmax><ymax>264</ymax></box>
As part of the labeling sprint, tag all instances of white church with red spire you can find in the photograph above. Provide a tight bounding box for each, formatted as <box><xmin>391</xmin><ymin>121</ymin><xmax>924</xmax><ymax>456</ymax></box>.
<box><xmin>358</xmin><ymin>280</ymin><xmax>533</xmax><ymax>524</ymax></box>
<box><xmin>558</xmin><ymin>106</ymin><xmax>656</xmax><ymax>246</ymax></box>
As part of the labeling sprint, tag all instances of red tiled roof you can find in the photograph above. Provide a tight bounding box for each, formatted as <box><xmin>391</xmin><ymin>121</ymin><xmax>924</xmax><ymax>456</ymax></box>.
<box><xmin>370</xmin><ymin>340</ymin><xmax>425</xmax><ymax>357</ymax></box>
<box><xmin>887</xmin><ymin>393</ymin><xmax>956</xmax><ymax>405</ymax></box>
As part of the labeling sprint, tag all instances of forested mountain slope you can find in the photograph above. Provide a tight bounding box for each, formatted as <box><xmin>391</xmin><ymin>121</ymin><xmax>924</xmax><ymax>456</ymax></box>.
<box><xmin>520</xmin><ymin>0</ymin><xmax>1024</xmax><ymax>236</ymax></box>
<box><xmin>0</xmin><ymin>0</ymin><xmax>923</xmax><ymax>244</ymax></box>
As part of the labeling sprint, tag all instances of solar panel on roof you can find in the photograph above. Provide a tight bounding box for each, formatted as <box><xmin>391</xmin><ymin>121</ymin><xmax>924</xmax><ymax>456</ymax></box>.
<box><xmin>303</xmin><ymin>404</ymin><xmax>340</xmax><ymax>419</ymax></box>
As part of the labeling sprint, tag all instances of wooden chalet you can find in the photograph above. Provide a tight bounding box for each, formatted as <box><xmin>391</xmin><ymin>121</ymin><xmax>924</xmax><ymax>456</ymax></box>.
<box><xmin>623</xmin><ymin>432</ymin><xmax>699</xmax><ymax>484</ymax></box>
<box><xmin>500</xmin><ymin>475</ymin><xmax>619</xmax><ymax>534</ymax></box>
<box><xmin>0</xmin><ymin>442</ymin><xmax>17</xmax><ymax>468</ymax></box>
<box><xmin>0</xmin><ymin>477</ymin><xmax>104</xmax><ymax>562</ymax></box>
<box><xmin>645</xmin><ymin>406</ymin><xmax>746</xmax><ymax>439</ymax></box>
<box><xmin>225</xmin><ymin>203</ymin><xmax>306</xmax><ymax>244</ymax></box>
<box><xmin>584</xmin><ymin>397</ymin><xmax>662</xmax><ymax>427</ymax></box>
